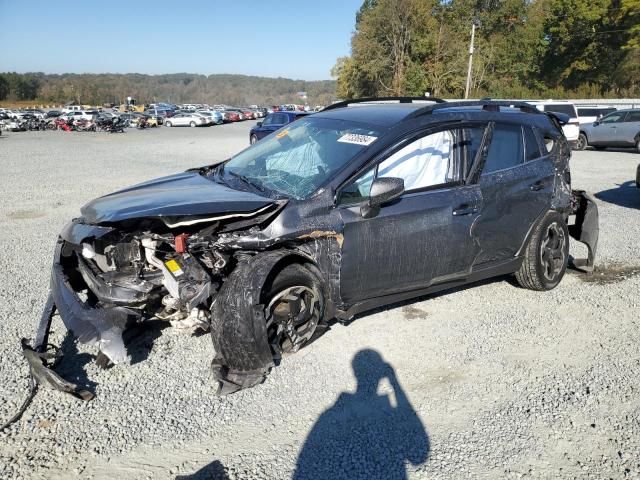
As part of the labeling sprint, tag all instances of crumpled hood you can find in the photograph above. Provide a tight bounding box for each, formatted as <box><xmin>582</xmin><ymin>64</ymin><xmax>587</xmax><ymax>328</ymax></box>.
<box><xmin>80</xmin><ymin>171</ymin><xmax>275</xmax><ymax>225</ymax></box>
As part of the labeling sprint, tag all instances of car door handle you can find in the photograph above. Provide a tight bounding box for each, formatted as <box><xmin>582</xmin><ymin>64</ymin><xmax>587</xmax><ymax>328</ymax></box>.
<box><xmin>452</xmin><ymin>205</ymin><xmax>478</xmax><ymax>216</ymax></box>
<box><xmin>530</xmin><ymin>181</ymin><xmax>544</xmax><ymax>191</ymax></box>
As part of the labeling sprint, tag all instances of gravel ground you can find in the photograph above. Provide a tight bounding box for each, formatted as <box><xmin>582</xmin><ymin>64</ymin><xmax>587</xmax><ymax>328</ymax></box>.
<box><xmin>0</xmin><ymin>125</ymin><xmax>639</xmax><ymax>480</ymax></box>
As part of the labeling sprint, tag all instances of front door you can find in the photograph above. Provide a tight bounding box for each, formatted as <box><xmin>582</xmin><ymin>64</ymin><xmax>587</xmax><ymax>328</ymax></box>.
<box><xmin>589</xmin><ymin>111</ymin><xmax>627</xmax><ymax>144</ymax></box>
<box><xmin>338</xmin><ymin>126</ymin><xmax>485</xmax><ymax>303</ymax></box>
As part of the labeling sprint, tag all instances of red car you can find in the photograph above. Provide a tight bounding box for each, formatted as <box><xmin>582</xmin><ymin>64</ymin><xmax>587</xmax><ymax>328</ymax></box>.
<box><xmin>241</xmin><ymin>109</ymin><xmax>255</xmax><ymax>120</ymax></box>
<box><xmin>223</xmin><ymin>111</ymin><xmax>240</xmax><ymax>122</ymax></box>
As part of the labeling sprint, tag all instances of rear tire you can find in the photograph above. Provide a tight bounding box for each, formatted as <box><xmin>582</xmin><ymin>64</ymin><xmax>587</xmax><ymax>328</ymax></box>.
<box><xmin>576</xmin><ymin>133</ymin><xmax>588</xmax><ymax>151</ymax></box>
<box><xmin>515</xmin><ymin>211</ymin><xmax>569</xmax><ymax>291</ymax></box>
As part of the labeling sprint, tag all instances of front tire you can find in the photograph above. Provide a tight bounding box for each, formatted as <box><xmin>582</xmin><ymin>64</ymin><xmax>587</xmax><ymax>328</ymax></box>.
<box><xmin>190</xmin><ymin>121</ymin><xmax>196</xmax><ymax>127</ymax></box>
<box><xmin>576</xmin><ymin>133</ymin><xmax>588</xmax><ymax>151</ymax></box>
<box><xmin>250</xmin><ymin>134</ymin><xmax>258</xmax><ymax>145</ymax></box>
<box><xmin>515</xmin><ymin>211</ymin><xmax>569</xmax><ymax>291</ymax></box>
<box><xmin>165</xmin><ymin>121</ymin><xmax>172</xmax><ymax>127</ymax></box>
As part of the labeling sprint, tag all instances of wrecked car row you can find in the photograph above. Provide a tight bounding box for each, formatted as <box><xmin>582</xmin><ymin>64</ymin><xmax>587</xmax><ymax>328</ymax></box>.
<box><xmin>26</xmin><ymin>98</ymin><xmax>599</xmax><ymax>399</ymax></box>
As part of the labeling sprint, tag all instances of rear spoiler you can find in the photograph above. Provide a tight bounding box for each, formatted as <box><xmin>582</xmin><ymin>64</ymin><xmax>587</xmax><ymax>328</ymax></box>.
<box><xmin>545</xmin><ymin>111</ymin><xmax>571</xmax><ymax>126</ymax></box>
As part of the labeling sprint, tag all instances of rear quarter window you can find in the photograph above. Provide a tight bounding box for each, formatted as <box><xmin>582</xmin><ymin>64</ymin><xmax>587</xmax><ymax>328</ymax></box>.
<box><xmin>524</xmin><ymin>127</ymin><xmax>544</xmax><ymax>161</ymax></box>
<box><xmin>626</xmin><ymin>111</ymin><xmax>640</xmax><ymax>122</ymax></box>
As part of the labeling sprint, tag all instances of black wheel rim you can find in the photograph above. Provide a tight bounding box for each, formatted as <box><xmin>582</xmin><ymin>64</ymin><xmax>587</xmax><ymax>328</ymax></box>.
<box><xmin>540</xmin><ymin>221</ymin><xmax>566</xmax><ymax>282</ymax></box>
<box><xmin>265</xmin><ymin>286</ymin><xmax>320</xmax><ymax>355</ymax></box>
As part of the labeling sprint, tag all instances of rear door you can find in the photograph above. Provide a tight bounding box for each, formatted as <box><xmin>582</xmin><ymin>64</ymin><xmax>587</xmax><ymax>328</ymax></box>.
<box><xmin>617</xmin><ymin>110</ymin><xmax>640</xmax><ymax>145</ymax></box>
<box><xmin>473</xmin><ymin>123</ymin><xmax>554</xmax><ymax>265</ymax></box>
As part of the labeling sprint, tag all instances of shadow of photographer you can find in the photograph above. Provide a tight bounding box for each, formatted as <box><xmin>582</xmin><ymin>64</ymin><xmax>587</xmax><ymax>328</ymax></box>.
<box><xmin>293</xmin><ymin>348</ymin><xmax>429</xmax><ymax>479</ymax></box>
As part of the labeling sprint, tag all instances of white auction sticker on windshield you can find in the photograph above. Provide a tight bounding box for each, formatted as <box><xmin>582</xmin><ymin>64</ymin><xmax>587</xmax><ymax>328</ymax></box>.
<box><xmin>337</xmin><ymin>133</ymin><xmax>377</xmax><ymax>146</ymax></box>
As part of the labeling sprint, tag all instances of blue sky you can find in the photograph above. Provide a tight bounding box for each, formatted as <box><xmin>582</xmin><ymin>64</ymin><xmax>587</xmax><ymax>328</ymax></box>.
<box><xmin>0</xmin><ymin>0</ymin><xmax>362</xmax><ymax>80</ymax></box>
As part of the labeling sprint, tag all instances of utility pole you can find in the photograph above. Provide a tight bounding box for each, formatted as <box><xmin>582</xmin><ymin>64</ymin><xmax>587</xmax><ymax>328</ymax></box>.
<box><xmin>464</xmin><ymin>22</ymin><xmax>476</xmax><ymax>99</ymax></box>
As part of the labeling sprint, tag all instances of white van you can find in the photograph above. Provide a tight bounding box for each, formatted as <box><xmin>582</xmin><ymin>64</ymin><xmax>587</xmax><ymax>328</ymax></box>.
<box><xmin>526</xmin><ymin>100</ymin><xmax>580</xmax><ymax>149</ymax></box>
<box><xmin>62</xmin><ymin>105</ymin><xmax>83</xmax><ymax>114</ymax></box>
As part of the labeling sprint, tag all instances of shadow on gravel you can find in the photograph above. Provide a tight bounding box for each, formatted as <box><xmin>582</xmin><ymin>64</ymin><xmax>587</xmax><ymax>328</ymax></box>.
<box><xmin>293</xmin><ymin>349</ymin><xmax>429</xmax><ymax>479</ymax></box>
<box><xmin>339</xmin><ymin>275</ymin><xmax>511</xmax><ymax>326</ymax></box>
<box><xmin>123</xmin><ymin>319</ymin><xmax>171</xmax><ymax>365</ymax></box>
<box><xmin>175</xmin><ymin>460</ymin><xmax>229</xmax><ymax>480</ymax></box>
<box><xmin>55</xmin><ymin>332</ymin><xmax>98</xmax><ymax>394</ymax></box>
<box><xmin>568</xmin><ymin>263</ymin><xmax>640</xmax><ymax>284</ymax></box>
<box><xmin>595</xmin><ymin>181</ymin><xmax>640</xmax><ymax>210</ymax></box>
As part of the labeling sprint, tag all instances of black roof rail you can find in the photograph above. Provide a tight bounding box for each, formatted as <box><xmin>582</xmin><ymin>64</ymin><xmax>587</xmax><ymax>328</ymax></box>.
<box><xmin>408</xmin><ymin>100</ymin><xmax>542</xmax><ymax>118</ymax></box>
<box><xmin>322</xmin><ymin>96</ymin><xmax>447</xmax><ymax>112</ymax></box>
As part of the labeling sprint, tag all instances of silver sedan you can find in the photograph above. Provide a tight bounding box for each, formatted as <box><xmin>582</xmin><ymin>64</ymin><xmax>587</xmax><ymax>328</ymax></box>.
<box><xmin>164</xmin><ymin>113</ymin><xmax>207</xmax><ymax>127</ymax></box>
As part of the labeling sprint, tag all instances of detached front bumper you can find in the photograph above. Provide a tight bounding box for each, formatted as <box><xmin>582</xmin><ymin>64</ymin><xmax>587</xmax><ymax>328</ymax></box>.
<box><xmin>51</xmin><ymin>240</ymin><xmax>137</xmax><ymax>364</ymax></box>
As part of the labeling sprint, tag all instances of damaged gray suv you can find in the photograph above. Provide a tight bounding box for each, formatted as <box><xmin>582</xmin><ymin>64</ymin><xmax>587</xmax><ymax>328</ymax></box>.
<box><xmin>29</xmin><ymin>98</ymin><xmax>599</xmax><ymax>396</ymax></box>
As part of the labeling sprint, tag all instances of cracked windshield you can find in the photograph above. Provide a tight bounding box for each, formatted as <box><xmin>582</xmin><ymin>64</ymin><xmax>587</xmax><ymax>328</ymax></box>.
<box><xmin>223</xmin><ymin>117</ymin><xmax>380</xmax><ymax>199</ymax></box>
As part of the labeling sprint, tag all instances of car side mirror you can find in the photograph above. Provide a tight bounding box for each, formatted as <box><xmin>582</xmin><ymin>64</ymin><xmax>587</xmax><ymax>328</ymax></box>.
<box><xmin>256</xmin><ymin>121</ymin><xmax>262</xmax><ymax>127</ymax></box>
<box><xmin>593</xmin><ymin>121</ymin><xmax>600</xmax><ymax>126</ymax></box>
<box><xmin>361</xmin><ymin>177</ymin><xmax>404</xmax><ymax>218</ymax></box>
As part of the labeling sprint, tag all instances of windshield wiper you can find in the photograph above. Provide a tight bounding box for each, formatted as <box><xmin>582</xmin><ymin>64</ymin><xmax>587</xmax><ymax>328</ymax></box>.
<box><xmin>227</xmin><ymin>170</ymin><xmax>266</xmax><ymax>193</ymax></box>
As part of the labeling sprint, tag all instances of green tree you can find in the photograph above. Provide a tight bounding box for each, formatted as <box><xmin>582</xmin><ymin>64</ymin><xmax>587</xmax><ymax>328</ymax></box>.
<box><xmin>0</xmin><ymin>75</ymin><xmax>9</xmax><ymax>100</ymax></box>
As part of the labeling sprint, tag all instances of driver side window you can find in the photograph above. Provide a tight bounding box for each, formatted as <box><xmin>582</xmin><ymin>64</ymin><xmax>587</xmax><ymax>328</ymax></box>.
<box><xmin>601</xmin><ymin>112</ymin><xmax>625</xmax><ymax>123</ymax></box>
<box><xmin>338</xmin><ymin>127</ymin><xmax>484</xmax><ymax>205</ymax></box>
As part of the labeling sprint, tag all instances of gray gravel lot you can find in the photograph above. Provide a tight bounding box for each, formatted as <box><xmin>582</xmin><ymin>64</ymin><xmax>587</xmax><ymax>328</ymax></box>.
<box><xmin>0</xmin><ymin>124</ymin><xmax>639</xmax><ymax>479</ymax></box>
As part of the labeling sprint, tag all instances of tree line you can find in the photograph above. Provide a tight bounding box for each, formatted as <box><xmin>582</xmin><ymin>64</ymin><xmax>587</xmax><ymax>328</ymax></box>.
<box><xmin>333</xmin><ymin>0</ymin><xmax>640</xmax><ymax>99</ymax></box>
<box><xmin>0</xmin><ymin>72</ymin><xmax>337</xmax><ymax>107</ymax></box>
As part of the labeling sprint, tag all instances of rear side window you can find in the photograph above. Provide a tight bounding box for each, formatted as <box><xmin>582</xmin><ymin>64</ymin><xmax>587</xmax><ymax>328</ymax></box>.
<box><xmin>482</xmin><ymin>124</ymin><xmax>524</xmax><ymax>174</ymax></box>
<box><xmin>625</xmin><ymin>111</ymin><xmax>640</xmax><ymax>122</ymax></box>
<box><xmin>524</xmin><ymin>127</ymin><xmax>543</xmax><ymax>161</ymax></box>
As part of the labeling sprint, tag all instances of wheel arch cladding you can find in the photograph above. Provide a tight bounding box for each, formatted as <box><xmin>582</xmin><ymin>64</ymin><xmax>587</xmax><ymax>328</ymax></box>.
<box><xmin>209</xmin><ymin>249</ymin><xmax>320</xmax><ymax>394</ymax></box>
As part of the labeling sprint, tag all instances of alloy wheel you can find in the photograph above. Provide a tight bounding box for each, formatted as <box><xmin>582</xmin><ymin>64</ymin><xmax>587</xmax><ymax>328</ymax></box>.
<box><xmin>540</xmin><ymin>221</ymin><xmax>566</xmax><ymax>282</ymax></box>
<box><xmin>265</xmin><ymin>285</ymin><xmax>320</xmax><ymax>355</ymax></box>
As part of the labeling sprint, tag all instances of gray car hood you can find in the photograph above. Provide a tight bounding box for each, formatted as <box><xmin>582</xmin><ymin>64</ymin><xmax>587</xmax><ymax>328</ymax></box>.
<box><xmin>80</xmin><ymin>171</ymin><xmax>275</xmax><ymax>225</ymax></box>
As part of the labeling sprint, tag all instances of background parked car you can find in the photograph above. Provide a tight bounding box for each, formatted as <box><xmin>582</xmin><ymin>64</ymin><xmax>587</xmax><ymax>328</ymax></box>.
<box><xmin>223</xmin><ymin>110</ymin><xmax>241</xmax><ymax>122</ymax></box>
<box><xmin>578</xmin><ymin>109</ymin><xmax>640</xmax><ymax>151</ymax></box>
<box><xmin>45</xmin><ymin>110</ymin><xmax>62</xmax><ymax>118</ymax></box>
<box><xmin>249</xmin><ymin>110</ymin><xmax>310</xmax><ymax>143</ymax></box>
<box><xmin>198</xmin><ymin>110</ymin><xmax>224</xmax><ymax>125</ymax></box>
<box><xmin>164</xmin><ymin>112</ymin><xmax>207</xmax><ymax>127</ymax></box>
<box><xmin>60</xmin><ymin>110</ymin><xmax>98</xmax><ymax>122</ymax></box>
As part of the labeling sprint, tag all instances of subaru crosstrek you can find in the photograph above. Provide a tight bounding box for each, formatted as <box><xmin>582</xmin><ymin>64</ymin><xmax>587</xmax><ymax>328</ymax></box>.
<box><xmin>26</xmin><ymin>98</ymin><xmax>599</xmax><ymax>396</ymax></box>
